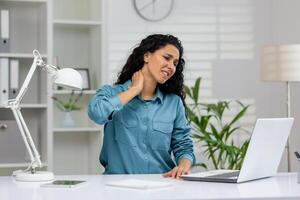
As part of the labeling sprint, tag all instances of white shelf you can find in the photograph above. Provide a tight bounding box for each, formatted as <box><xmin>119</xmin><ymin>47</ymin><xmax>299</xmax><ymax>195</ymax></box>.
<box><xmin>53</xmin><ymin>20</ymin><xmax>102</xmax><ymax>27</ymax></box>
<box><xmin>0</xmin><ymin>104</ymin><xmax>47</xmax><ymax>109</ymax></box>
<box><xmin>20</xmin><ymin>104</ymin><xmax>48</xmax><ymax>108</ymax></box>
<box><xmin>53</xmin><ymin>127</ymin><xmax>101</xmax><ymax>132</ymax></box>
<box><xmin>0</xmin><ymin>53</ymin><xmax>47</xmax><ymax>58</ymax></box>
<box><xmin>0</xmin><ymin>0</ymin><xmax>103</xmax><ymax>176</ymax></box>
<box><xmin>0</xmin><ymin>162</ymin><xmax>48</xmax><ymax>168</ymax></box>
<box><xmin>53</xmin><ymin>90</ymin><xmax>96</xmax><ymax>95</ymax></box>
<box><xmin>0</xmin><ymin>0</ymin><xmax>47</xmax><ymax>3</ymax></box>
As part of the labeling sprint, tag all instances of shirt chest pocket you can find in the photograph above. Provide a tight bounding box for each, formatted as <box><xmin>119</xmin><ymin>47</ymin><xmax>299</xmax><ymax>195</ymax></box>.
<box><xmin>151</xmin><ymin>121</ymin><xmax>173</xmax><ymax>151</ymax></box>
<box><xmin>114</xmin><ymin>108</ymin><xmax>138</xmax><ymax>147</ymax></box>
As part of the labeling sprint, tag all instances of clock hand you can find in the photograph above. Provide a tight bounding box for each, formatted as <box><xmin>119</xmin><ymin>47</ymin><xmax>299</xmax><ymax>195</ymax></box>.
<box><xmin>152</xmin><ymin>0</ymin><xmax>156</xmax><ymax>14</ymax></box>
<box><xmin>139</xmin><ymin>1</ymin><xmax>154</xmax><ymax>11</ymax></box>
<box><xmin>152</xmin><ymin>0</ymin><xmax>155</xmax><ymax>14</ymax></box>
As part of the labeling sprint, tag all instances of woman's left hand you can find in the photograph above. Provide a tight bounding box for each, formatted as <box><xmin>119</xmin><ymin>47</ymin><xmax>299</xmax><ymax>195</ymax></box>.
<box><xmin>162</xmin><ymin>159</ymin><xmax>192</xmax><ymax>179</ymax></box>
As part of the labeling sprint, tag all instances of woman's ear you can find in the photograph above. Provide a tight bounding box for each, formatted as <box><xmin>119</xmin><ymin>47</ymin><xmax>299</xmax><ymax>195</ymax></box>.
<box><xmin>144</xmin><ymin>52</ymin><xmax>150</xmax><ymax>63</ymax></box>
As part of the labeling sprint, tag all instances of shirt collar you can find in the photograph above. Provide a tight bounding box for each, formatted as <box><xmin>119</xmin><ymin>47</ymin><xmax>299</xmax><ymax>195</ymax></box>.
<box><xmin>154</xmin><ymin>87</ymin><xmax>164</xmax><ymax>104</ymax></box>
<box><xmin>122</xmin><ymin>80</ymin><xmax>164</xmax><ymax>104</ymax></box>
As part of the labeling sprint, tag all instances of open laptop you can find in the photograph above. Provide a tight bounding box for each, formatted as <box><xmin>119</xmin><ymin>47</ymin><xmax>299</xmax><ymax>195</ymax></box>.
<box><xmin>181</xmin><ymin>118</ymin><xmax>294</xmax><ymax>183</ymax></box>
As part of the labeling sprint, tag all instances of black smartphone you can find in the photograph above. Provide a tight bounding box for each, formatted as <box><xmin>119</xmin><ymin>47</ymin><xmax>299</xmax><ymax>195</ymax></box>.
<box><xmin>41</xmin><ymin>180</ymin><xmax>86</xmax><ymax>188</ymax></box>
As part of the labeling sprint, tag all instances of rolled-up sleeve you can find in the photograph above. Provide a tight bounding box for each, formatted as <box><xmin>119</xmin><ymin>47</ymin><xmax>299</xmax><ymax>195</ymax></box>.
<box><xmin>88</xmin><ymin>85</ymin><xmax>123</xmax><ymax>125</ymax></box>
<box><xmin>171</xmin><ymin>98</ymin><xmax>196</xmax><ymax>166</ymax></box>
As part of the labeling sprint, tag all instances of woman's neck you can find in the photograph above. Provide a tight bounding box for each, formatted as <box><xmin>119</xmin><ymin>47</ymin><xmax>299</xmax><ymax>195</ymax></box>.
<box><xmin>140</xmin><ymin>67</ymin><xmax>157</xmax><ymax>100</ymax></box>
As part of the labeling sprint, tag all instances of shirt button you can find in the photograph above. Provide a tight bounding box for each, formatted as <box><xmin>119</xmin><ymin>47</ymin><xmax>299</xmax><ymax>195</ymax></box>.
<box><xmin>144</xmin><ymin>105</ymin><xmax>148</xmax><ymax>109</ymax></box>
<box><xmin>145</xmin><ymin>156</ymin><xmax>148</xmax><ymax>160</ymax></box>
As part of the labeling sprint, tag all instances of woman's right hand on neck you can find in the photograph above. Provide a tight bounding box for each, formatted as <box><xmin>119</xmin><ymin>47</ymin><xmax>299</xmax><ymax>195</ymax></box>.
<box><xmin>118</xmin><ymin>70</ymin><xmax>144</xmax><ymax>105</ymax></box>
<box><xmin>130</xmin><ymin>70</ymin><xmax>144</xmax><ymax>96</ymax></box>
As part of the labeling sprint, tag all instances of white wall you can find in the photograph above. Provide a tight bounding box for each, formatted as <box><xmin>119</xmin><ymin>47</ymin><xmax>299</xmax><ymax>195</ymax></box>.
<box><xmin>103</xmin><ymin>0</ymin><xmax>299</xmax><ymax>171</ymax></box>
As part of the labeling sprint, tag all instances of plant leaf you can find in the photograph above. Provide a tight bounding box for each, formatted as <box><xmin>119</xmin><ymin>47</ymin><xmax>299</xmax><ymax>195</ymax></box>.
<box><xmin>228</xmin><ymin>104</ymin><xmax>249</xmax><ymax>127</ymax></box>
<box><xmin>192</xmin><ymin>77</ymin><xmax>201</xmax><ymax>105</ymax></box>
<box><xmin>184</xmin><ymin>85</ymin><xmax>192</xmax><ymax>98</ymax></box>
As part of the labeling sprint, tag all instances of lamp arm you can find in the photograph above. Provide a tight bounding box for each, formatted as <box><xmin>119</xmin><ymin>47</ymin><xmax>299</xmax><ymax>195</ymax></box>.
<box><xmin>6</xmin><ymin>50</ymin><xmax>48</xmax><ymax>173</ymax></box>
<box><xmin>14</xmin><ymin>51</ymin><xmax>46</xmax><ymax>104</ymax></box>
<box><xmin>10</xmin><ymin>106</ymin><xmax>42</xmax><ymax>170</ymax></box>
<box><xmin>16</xmin><ymin>108</ymin><xmax>42</xmax><ymax>169</ymax></box>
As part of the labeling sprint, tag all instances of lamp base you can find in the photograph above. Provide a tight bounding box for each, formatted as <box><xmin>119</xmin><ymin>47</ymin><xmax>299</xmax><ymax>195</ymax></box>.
<box><xmin>15</xmin><ymin>171</ymin><xmax>54</xmax><ymax>182</ymax></box>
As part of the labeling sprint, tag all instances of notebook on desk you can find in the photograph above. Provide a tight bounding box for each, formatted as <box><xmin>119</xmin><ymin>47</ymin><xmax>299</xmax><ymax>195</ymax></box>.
<box><xmin>106</xmin><ymin>179</ymin><xmax>173</xmax><ymax>190</ymax></box>
<box><xmin>181</xmin><ymin>118</ymin><xmax>294</xmax><ymax>183</ymax></box>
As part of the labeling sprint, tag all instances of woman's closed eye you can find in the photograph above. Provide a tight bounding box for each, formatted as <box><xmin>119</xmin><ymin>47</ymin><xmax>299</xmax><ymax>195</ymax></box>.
<box><xmin>164</xmin><ymin>55</ymin><xmax>178</xmax><ymax>67</ymax></box>
<box><xmin>164</xmin><ymin>55</ymin><xmax>171</xmax><ymax>61</ymax></box>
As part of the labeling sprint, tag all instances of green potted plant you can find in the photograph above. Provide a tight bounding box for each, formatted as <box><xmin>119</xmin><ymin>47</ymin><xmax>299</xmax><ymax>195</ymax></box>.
<box><xmin>184</xmin><ymin>78</ymin><xmax>250</xmax><ymax>170</ymax></box>
<box><xmin>52</xmin><ymin>90</ymin><xmax>83</xmax><ymax>127</ymax></box>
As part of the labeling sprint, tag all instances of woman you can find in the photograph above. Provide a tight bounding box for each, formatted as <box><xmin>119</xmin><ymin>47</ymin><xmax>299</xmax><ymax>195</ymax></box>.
<box><xmin>88</xmin><ymin>34</ymin><xmax>195</xmax><ymax>178</ymax></box>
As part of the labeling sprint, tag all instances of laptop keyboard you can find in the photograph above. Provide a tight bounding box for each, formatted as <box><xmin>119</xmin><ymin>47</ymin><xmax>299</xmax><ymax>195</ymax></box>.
<box><xmin>207</xmin><ymin>171</ymin><xmax>240</xmax><ymax>178</ymax></box>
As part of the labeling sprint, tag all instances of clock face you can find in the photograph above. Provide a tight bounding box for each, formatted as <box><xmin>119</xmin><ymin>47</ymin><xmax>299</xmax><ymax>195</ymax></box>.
<box><xmin>133</xmin><ymin>0</ymin><xmax>174</xmax><ymax>22</ymax></box>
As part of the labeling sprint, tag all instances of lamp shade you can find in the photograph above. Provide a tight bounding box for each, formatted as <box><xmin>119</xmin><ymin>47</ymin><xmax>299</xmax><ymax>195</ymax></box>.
<box><xmin>54</xmin><ymin>68</ymin><xmax>83</xmax><ymax>90</ymax></box>
<box><xmin>261</xmin><ymin>44</ymin><xmax>300</xmax><ymax>82</ymax></box>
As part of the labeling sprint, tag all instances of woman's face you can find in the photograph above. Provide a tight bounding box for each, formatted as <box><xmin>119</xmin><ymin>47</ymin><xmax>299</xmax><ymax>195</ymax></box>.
<box><xmin>143</xmin><ymin>44</ymin><xmax>179</xmax><ymax>84</ymax></box>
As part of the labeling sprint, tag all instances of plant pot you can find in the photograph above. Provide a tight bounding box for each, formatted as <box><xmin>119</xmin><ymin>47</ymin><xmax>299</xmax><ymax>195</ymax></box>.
<box><xmin>62</xmin><ymin>112</ymin><xmax>74</xmax><ymax>128</ymax></box>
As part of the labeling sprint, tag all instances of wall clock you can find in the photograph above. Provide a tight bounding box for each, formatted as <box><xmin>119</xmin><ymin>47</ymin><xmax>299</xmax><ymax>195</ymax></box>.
<box><xmin>133</xmin><ymin>0</ymin><xmax>174</xmax><ymax>22</ymax></box>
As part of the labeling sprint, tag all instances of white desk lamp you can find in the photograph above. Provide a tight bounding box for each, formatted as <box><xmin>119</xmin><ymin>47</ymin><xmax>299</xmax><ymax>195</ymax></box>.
<box><xmin>6</xmin><ymin>50</ymin><xmax>83</xmax><ymax>181</ymax></box>
<box><xmin>261</xmin><ymin>44</ymin><xmax>300</xmax><ymax>172</ymax></box>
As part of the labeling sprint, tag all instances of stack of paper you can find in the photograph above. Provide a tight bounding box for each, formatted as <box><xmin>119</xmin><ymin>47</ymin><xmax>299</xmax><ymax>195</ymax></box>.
<box><xmin>106</xmin><ymin>179</ymin><xmax>173</xmax><ymax>190</ymax></box>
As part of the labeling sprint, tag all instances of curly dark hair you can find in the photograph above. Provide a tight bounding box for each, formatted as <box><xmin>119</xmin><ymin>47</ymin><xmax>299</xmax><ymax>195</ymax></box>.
<box><xmin>115</xmin><ymin>34</ymin><xmax>186</xmax><ymax>106</ymax></box>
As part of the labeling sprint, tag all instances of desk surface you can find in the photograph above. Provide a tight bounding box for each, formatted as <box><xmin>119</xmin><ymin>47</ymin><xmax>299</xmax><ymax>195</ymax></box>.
<box><xmin>0</xmin><ymin>173</ymin><xmax>300</xmax><ymax>200</ymax></box>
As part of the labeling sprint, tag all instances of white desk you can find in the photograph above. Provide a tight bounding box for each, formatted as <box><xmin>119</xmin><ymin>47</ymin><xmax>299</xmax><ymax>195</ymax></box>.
<box><xmin>0</xmin><ymin>173</ymin><xmax>299</xmax><ymax>200</ymax></box>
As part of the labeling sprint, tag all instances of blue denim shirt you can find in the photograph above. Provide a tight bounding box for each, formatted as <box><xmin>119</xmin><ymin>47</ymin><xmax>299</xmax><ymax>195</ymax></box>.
<box><xmin>88</xmin><ymin>80</ymin><xmax>195</xmax><ymax>174</ymax></box>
